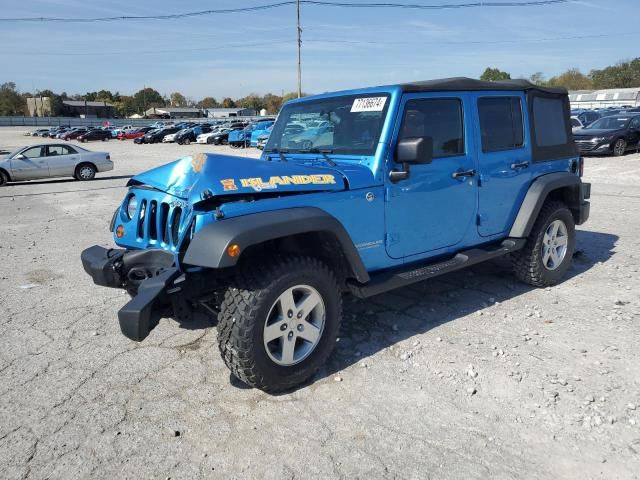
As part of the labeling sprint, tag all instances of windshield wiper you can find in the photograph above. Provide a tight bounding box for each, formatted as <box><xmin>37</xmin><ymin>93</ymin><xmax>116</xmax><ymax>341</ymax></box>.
<box><xmin>307</xmin><ymin>148</ymin><xmax>337</xmax><ymax>166</ymax></box>
<box><xmin>264</xmin><ymin>147</ymin><xmax>288</xmax><ymax>162</ymax></box>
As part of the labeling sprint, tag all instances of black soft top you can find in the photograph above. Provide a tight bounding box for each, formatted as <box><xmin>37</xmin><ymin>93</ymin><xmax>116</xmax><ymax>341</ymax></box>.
<box><xmin>397</xmin><ymin>77</ymin><xmax>567</xmax><ymax>95</ymax></box>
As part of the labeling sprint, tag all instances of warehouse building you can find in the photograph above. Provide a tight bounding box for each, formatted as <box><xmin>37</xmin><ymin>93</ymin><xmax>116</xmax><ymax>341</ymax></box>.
<box><xmin>60</xmin><ymin>100</ymin><xmax>115</xmax><ymax>118</ymax></box>
<box><xmin>144</xmin><ymin>107</ymin><xmax>203</xmax><ymax>119</ymax></box>
<box><xmin>206</xmin><ymin>107</ymin><xmax>257</xmax><ymax>118</ymax></box>
<box><xmin>569</xmin><ymin>87</ymin><xmax>640</xmax><ymax>109</ymax></box>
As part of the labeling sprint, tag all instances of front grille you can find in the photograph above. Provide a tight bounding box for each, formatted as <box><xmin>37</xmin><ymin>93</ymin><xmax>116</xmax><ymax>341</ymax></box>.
<box><xmin>574</xmin><ymin>140</ymin><xmax>597</xmax><ymax>152</ymax></box>
<box><xmin>134</xmin><ymin>197</ymin><xmax>187</xmax><ymax>250</ymax></box>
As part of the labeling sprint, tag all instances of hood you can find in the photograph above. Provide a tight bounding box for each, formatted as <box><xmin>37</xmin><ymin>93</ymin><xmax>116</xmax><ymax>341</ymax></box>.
<box><xmin>127</xmin><ymin>153</ymin><xmax>376</xmax><ymax>203</ymax></box>
<box><xmin>574</xmin><ymin>128</ymin><xmax>623</xmax><ymax>137</ymax></box>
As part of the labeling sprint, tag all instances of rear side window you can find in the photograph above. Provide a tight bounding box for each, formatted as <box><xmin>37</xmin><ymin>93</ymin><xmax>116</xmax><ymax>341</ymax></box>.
<box><xmin>478</xmin><ymin>97</ymin><xmax>524</xmax><ymax>152</ymax></box>
<box><xmin>532</xmin><ymin>97</ymin><xmax>568</xmax><ymax>147</ymax></box>
<box><xmin>399</xmin><ymin>98</ymin><xmax>464</xmax><ymax>158</ymax></box>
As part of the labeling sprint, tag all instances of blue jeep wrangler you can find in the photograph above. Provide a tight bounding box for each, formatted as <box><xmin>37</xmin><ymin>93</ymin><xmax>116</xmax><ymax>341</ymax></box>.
<box><xmin>81</xmin><ymin>78</ymin><xmax>590</xmax><ymax>392</ymax></box>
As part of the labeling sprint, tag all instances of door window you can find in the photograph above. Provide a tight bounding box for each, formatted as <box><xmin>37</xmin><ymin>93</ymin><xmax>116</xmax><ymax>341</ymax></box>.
<box><xmin>629</xmin><ymin>117</ymin><xmax>640</xmax><ymax>129</ymax></box>
<box><xmin>21</xmin><ymin>146</ymin><xmax>44</xmax><ymax>158</ymax></box>
<box><xmin>478</xmin><ymin>97</ymin><xmax>524</xmax><ymax>152</ymax></box>
<box><xmin>399</xmin><ymin>98</ymin><xmax>464</xmax><ymax>158</ymax></box>
<box><xmin>46</xmin><ymin>145</ymin><xmax>71</xmax><ymax>156</ymax></box>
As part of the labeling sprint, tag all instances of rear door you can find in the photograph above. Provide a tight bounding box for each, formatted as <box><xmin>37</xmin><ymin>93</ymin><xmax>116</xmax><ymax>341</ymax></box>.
<box><xmin>385</xmin><ymin>93</ymin><xmax>478</xmax><ymax>259</ymax></box>
<box><xmin>10</xmin><ymin>146</ymin><xmax>48</xmax><ymax>180</ymax></box>
<box><xmin>474</xmin><ymin>92</ymin><xmax>532</xmax><ymax>237</ymax></box>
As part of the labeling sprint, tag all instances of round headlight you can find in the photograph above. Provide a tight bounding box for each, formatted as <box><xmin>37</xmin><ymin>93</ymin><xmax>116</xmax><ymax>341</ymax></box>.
<box><xmin>126</xmin><ymin>194</ymin><xmax>138</xmax><ymax>219</ymax></box>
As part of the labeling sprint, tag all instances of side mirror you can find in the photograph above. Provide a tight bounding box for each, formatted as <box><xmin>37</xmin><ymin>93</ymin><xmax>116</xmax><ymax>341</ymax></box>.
<box><xmin>396</xmin><ymin>136</ymin><xmax>433</xmax><ymax>165</ymax></box>
<box><xmin>390</xmin><ymin>137</ymin><xmax>433</xmax><ymax>183</ymax></box>
<box><xmin>14</xmin><ymin>154</ymin><xmax>26</xmax><ymax>160</ymax></box>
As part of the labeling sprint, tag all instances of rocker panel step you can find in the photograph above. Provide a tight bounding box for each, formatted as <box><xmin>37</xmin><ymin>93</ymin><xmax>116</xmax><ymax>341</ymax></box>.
<box><xmin>348</xmin><ymin>238</ymin><xmax>525</xmax><ymax>298</ymax></box>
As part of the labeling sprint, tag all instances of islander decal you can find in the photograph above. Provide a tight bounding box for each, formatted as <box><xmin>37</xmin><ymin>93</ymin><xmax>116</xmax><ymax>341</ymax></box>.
<box><xmin>221</xmin><ymin>174</ymin><xmax>337</xmax><ymax>192</ymax></box>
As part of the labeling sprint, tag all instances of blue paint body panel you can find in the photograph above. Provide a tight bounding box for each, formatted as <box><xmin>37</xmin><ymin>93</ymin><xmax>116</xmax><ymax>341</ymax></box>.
<box><xmin>113</xmin><ymin>82</ymin><xmax>578</xmax><ymax>276</ymax></box>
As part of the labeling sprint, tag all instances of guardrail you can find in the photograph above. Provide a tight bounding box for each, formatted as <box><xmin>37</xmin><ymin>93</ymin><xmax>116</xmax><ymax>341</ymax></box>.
<box><xmin>0</xmin><ymin>116</ymin><xmax>271</xmax><ymax>128</ymax></box>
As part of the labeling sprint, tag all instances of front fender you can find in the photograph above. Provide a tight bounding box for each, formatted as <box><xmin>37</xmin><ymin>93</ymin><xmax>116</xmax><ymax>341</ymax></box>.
<box><xmin>182</xmin><ymin>207</ymin><xmax>370</xmax><ymax>282</ymax></box>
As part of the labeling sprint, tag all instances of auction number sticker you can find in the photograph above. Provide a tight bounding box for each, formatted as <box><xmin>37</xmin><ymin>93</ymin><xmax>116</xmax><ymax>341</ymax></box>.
<box><xmin>351</xmin><ymin>97</ymin><xmax>387</xmax><ymax>112</ymax></box>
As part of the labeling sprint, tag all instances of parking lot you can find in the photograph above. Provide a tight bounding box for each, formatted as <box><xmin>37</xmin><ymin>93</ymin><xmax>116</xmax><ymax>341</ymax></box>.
<box><xmin>1</xmin><ymin>126</ymin><xmax>639</xmax><ymax>479</ymax></box>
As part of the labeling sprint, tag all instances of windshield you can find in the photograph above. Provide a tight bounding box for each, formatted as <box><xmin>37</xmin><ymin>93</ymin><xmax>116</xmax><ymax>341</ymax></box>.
<box><xmin>266</xmin><ymin>93</ymin><xmax>390</xmax><ymax>155</ymax></box>
<box><xmin>587</xmin><ymin>116</ymin><xmax>631</xmax><ymax>130</ymax></box>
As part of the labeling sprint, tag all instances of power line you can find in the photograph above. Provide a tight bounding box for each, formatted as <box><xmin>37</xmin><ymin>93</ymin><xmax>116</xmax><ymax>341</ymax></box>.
<box><xmin>0</xmin><ymin>0</ymin><xmax>571</xmax><ymax>22</ymax></box>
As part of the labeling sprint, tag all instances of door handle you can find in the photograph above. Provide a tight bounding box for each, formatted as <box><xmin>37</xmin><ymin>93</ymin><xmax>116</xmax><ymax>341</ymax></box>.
<box><xmin>511</xmin><ymin>161</ymin><xmax>530</xmax><ymax>170</ymax></box>
<box><xmin>451</xmin><ymin>169</ymin><xmax>476</xmax><ymax>179</ymax></box>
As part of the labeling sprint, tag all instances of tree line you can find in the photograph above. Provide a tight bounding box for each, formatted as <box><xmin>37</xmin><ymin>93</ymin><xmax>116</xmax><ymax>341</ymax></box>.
<box><xmin>480</xmin><ymin>57</ymin><xmax>640</xmax><ymax>91</ymax></box>
<box><xmin>2</xmin><ymin>57</ymin><xmax>639</xmax><ymax>117</ymax></box>
<box><xmin>0</xmin><ymin>85</ymin><xmax>304</xmax><ymax>117</ymax></box>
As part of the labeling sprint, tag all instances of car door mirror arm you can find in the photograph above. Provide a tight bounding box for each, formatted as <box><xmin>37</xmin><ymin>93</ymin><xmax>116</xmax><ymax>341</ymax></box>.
<box><xmin>389</xmin><ymin>162</ymin><xmax>410</xmax><ymax>183</ymax></box>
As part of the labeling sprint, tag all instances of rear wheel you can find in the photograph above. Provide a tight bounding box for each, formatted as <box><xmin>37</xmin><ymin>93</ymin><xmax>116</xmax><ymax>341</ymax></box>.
<box><xmin>75</xmin><ymin>163</ymin><xmax>96</xmax><ymax>181</ymax></box>
<box><xmin>511</xmin><ymin>201</ymin><xmax>575</xmax><ymax>287</ymax></box>
<box><xmin>613</xmin><ymin>138</ymin><xmax>626</xmax><ymax>156</ymax></box>
<box><xmin>217</xmin><ymin>256</ymin><xmax>342</xmax><ymax>392</ymax></box>
<box><xmin>184</xmin><ymin>138</ymin><xmax>191</xmax><ymax>145</ymax></box>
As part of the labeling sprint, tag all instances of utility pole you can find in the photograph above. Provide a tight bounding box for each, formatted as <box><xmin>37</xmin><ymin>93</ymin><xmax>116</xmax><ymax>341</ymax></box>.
<box><xmin>296</xmin><ymin>0</ymin><xmax>302</xmax><ymax>98</ymax></box>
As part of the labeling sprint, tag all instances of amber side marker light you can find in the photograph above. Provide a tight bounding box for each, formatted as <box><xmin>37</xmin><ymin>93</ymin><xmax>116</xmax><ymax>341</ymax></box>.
<box><xmin>116</xmin><ymin>225</ymin><xmax>125</xmax><ymax>238</ymax></box>
<box><xmin>227</xmin><ymin>244</ymin><xmax>241</xmax><ymax>257</ymax></box>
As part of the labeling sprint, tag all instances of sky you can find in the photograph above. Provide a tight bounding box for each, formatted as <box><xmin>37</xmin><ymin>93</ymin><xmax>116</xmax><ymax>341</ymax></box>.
<box><xmin>0</xmin><ymin>0</ymin><xmax>638</xmax><ymax>100</ymax></box>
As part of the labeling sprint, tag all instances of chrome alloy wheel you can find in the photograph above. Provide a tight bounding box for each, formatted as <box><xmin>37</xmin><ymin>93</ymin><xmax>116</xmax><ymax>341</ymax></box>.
<box><xmin>263</xmin><ymin>285</ymin><xmax>326</xmax><ymax>366</ymax></box>
<box><xmin>542</xmin><ymin>219</ymin><xmax>568</xmax><ymax>271</ymax></box>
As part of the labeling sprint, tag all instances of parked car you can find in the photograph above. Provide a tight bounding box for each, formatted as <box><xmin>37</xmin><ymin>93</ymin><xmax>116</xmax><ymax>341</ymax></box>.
<box><xmin>140</xmin><ymin>127</ymin><xmax>180</xmax><ymax>144</ymax></box>
<box><xmin>250</xmin><ymin>120</ymin><xmax>275</xmax><ymax>147</ymax></box>
<box><xmin>196</xmin><ymin>127</ymin><xmax>229</xmax><ymax>144</ymax></box>
<box><xmin>77</xmin><ymin>129</ymin><xmax>112</xmax><ymax>142</ymax></box>
<box><xmin>117</xmin><ymin>127</ymin><xmax>154</xmax><ymax>140</ymax></box>
<box><xmin>61</xmin><ymin>128</ymin><xmax>89</xmax><ymax>140</ymax></box>
<box><xmin>162</xmin><ymin>130</ymin><xmax>183</xmax><ymax>143</ymax></box>
<box><xmin>573</xmin><ymin>110</ymin><xmax>602</xmax><ymax>127</ymax></box>
<box><xmin>205</xmin><ymin>127</ymin><xmax>236</xmax><ymax>145</ymax></box>
<box><xmin>176</xmin><ymin>125</ymin><xmax>212</xmax><ymax>145</ymax></box>
<box><xmin>573</xmin><ymin>114</ymin><xmax>640</xmax><ymax>156</ymax></box>
<box><xmin>30</xmin><ymin>129</ymin><xmax>50</xmax><ymax>137</ymax></box>
<box><xmin>0</xmin><ymin>143</ymin><xmax>113</xmax><ymax>185</ymax></box>
<box><xmin>80</xmin><ymin>77</ymin><xmax>590</xmax><ymax>392</ymax></box>
<box><xmin>570</xmin><ymin>116</ymin><xmax>584</xmax><ymax>132</ymax></box>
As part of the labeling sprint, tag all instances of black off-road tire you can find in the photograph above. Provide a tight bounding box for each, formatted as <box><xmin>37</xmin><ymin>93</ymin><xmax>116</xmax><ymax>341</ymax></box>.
<box><xmin>217</xmin><ymin>256</ymin><xmax>342</xmax><ymax>392</ymax></box>
<box><xmin>511</xmin><ymin>201</ymin><xmax>576</xmax><ymax>287</ymax></box>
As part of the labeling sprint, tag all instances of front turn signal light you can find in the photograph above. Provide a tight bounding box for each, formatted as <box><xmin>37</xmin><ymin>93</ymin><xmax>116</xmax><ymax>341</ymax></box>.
<box><xmin>116</xmin><ymin>225</ymin><xmax>125</xmax><ymax>238</ymax></box>
<box><xmin>227</xmin><ymin>244</ymin><xmax>241</xmax><ymax>257</ymax></box>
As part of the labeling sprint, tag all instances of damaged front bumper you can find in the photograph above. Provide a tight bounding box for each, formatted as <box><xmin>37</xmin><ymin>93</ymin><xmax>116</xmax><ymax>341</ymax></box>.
<box><xmin>80</xmin><ymin>245</ymin><xmax>192</xmax><ymax>341</ymax></box>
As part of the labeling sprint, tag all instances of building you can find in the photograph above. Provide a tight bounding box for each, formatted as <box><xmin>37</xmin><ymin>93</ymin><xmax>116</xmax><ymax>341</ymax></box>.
<box><xmin>144</xmin><ymin>107</ymin><xmax>203</xmax><ymax>119</ymax></box>
<box><xmin>60</xmin><ymin>100</ymin><xmax>115</xmax><ymax>118</ymax></box>
<box><xmin>206</xmin><ymin>107</ymin><xmax>257</xmax><ymax>118</ymax></box>
<box><xmin>569</xmin><ymin>87</ymin><xmax>640</xmax><ymax>109</ymax></box>
<box><xmin>26</xmin><ymin>97</ymin><xmax>53</xmax><ymax>117</ymax></box>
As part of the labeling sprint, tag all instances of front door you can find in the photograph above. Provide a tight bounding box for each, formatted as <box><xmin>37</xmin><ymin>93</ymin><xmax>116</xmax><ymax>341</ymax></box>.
<box><xmin>474</xmin><ymin>93</ymin><xmax>532</xmax><ymax>237</ymax></box>
<box><xmin>10</xmin><ymin>146</ymin><xmax>48</xmax><ymax>180</ymax></box>
<box><xmin>385</xmin><ymin>93</ymin><xmax>477</xmax><ymax>259</ymax></box>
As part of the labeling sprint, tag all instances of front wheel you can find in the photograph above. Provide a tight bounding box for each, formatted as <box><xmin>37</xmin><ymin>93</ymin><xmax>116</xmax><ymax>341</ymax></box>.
<box><xmin>217</xmin><ymin>256</ymin><xmax>342</xmax><ymax>392</ymax></box>
<box><xmin>511</xmin><ymin>201</ymin><xmax>575</xmax><ymax>287</ymax></box>
<box><xmin>613</xmin><ymin>138</ymin><xmax>626</xmax><ymax>156</ymax></box>
<box><xmin>184</xmin><ymin>138</ymin><xmax>191</xmax><ymax>145</ymax></box>
<box><xmin>0</xmin><ymin>170</ymin><xmax>8</xmax><ymax>187</ymax></box>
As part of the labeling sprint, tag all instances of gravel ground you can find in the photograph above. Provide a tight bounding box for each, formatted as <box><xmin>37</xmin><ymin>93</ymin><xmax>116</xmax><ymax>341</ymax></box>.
<box><xmin>0</xmin><ymin>127</ymin><xmax>639</xmax><ymax>479</ymax></box>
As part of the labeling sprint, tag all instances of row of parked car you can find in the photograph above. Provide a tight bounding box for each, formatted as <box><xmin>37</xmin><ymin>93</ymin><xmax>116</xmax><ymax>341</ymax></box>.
<box><xmin>571</xmin><ymin>107</ymin><xmax>640</xmax><ymax>156</ymax></box>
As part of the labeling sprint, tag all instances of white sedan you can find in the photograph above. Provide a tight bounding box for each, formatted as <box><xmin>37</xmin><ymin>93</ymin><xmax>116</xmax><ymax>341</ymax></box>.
<box><xmin>197</xmin><ymin>128</ymin><xmax>229</xmax><ymax>144</ymax></box>
<box><xmin>0</xmin><ymin>143</ymin><xmax>113</xmax><ymax>186</ymax></box>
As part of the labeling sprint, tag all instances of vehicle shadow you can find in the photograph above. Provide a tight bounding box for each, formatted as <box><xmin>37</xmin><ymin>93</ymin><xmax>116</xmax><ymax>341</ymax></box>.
<box><xmin>176</xmin><ymin>230</ymin><xmax>617</xmax><ymax>393</ymax></box>
<box><xmin>285</xmin><ymin>229</ymin><xmax>617</xmax><ymax>394</ymax></box>
<box><xmin>6</xmin><ymin>175</ymin><xmax>132</xmax><ymax>187</ymax></box>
